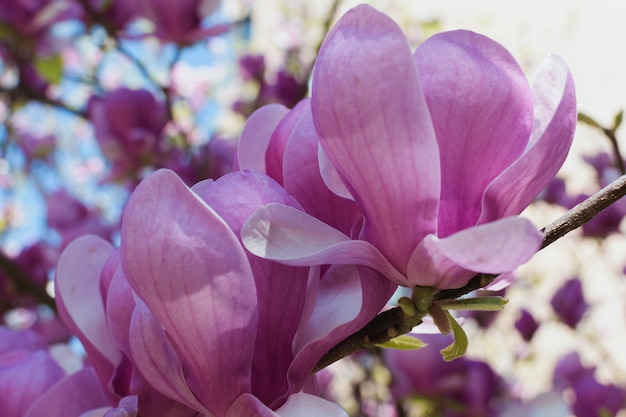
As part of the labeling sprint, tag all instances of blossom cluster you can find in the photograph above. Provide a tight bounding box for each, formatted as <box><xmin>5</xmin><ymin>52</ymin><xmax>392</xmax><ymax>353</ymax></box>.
<box><xmin>5</xmin><ymin>3</ymin><xmax>619</xmax><ymax>417</ymax></box>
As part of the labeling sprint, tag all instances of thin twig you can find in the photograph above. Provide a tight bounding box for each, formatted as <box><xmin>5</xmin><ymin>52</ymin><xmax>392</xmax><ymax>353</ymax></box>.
<box><xmin>540</xmin><ymin>174</ymin><xmax>626</xmax><ymax>248</ymax></box>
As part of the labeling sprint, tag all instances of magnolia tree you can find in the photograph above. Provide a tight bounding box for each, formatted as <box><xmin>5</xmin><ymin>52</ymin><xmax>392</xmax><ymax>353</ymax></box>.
<box><xmin>1</xmin><ymin>1</ymin><xmax>626</xmax><ymax>417</ymax></box>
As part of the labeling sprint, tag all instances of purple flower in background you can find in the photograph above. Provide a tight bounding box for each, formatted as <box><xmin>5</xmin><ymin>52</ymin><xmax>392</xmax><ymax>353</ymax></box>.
<box><xmin>46</xmin><ymin>189</ymin><xmax>113</xmax><ymax>249</ymax></box>
<box><xmin>242</xmin><ymin>5</ymin><xmax>576</xmax><ymax>291</ymax></box>
<box><xmin>554</xmin><ymin>352</ymin><xmax>626</xmax><ymax>417</ymax></box>
<box><xmin>17</xmin><ymin>132</ymin><xmax>56</xmax><ymax>162</ymax></box>
<box><xmin>235</xmin><ymin>55</ymin><xmax>309</xmax><ymax>116</ymax></box>
<box><xmin>514</xmin><ymin>308</ymin><xmax>540</xmax><ymax>342</ymax></box>
<box><xmin>163</xmin><ymin>136</ymin><xmax>236</xmax><ymax>185</ymax></box>
<box><xmin>0</xmin><ymin>0</ymin><xmax>78</xmax><ymax>38</ymax></box>
<box><xmin>550</xmin><ymin>278</ymin><xmax>588</xmax><ymax>328</ymax></box>
<box><xmin>88</xmin><ymin>88</ymin><xmax>168</xmax><ymax>182</ymax></box>
<box><xmin>384</xmin><ymin>333</ymin><xmax>504</xmax><ymax>416</ymax></box>
<box><xmin>136</xmin><ymin>0</ymin><xmax>226</xmax><ymax>45</ymax></box>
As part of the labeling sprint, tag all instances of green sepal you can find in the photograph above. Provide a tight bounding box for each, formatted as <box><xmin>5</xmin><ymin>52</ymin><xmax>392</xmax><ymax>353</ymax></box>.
<box><xmin>397</xmin><ymin>297</ymin><xmax>416</xmax><ymax>317</ymax></box>
<box><xmin>0</xmin><ymin>22</ymin><xmax>13</xmax><ymax>40</ymax></box>
<box><xmin>436</xmin><ymin>296</ymin><xmax>508</xmax><ymax>312</ymax></box>
<box><xmin>577</xmin><ymin>112</ymin><xmax>601</xmax><ymax>128</ymax></box>
<box><xmin>376</xmin><ymin>334</ymin><xmax>427</xmax><ymax>351</ymax></box>
<box><xmin>440</xmin><ymin>312</ymin><xmax>468</xmax><ymax>362</ymax></box>
<box><xmin>613</xmin><ymin>109</ymin><xmax>623</xmax><ymax>132</ymax></box>
<box><xmin>34</xmin><ymin>54</ymin><xmax>63</xmax><ymax>84</ymax></box>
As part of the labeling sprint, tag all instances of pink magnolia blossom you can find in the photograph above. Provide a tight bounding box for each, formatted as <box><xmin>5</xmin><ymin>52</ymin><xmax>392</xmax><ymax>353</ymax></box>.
<box><xmin>46</xmin><ymin>189</ymin><xmax>114</xmax><ymax>250</ymax></box>
<box><xmin>53</xmin><ymin>168</ymin><xmax>362</xmax><ymax>416</ymax></box>
<box><xmin>136</xmin><ymin>0</ymin><xmax>226</xmax><ymax>45</ymax></box>
<box><xmin>88</xmin><ymin>88</ymin><xmax>168</xmax><ymax>182</ymax></box>
<box><xmin>242</xmin><ymin>5</ymin><xmax>576</xmax><ymax>290</ymax></box>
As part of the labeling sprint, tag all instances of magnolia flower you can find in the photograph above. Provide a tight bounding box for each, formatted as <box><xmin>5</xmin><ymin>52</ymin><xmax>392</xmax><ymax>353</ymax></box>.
<box><xmin>242</xmin><ymin>5</ymin><xmax>576</xmax><ymax>290</ymax></box>
<box><xmin>514</xmin><ymin>309</ymin><xmax>540</xmax><ymax>342</ymax></box>
<box><xmin>136</xmin><ymin>0</ymin><xmax>226</xmax><ymax>45</ymax></box>
<box><xmin>88</xmin><ymin>88</ymin><xmax>168</xmax><ymax>182</ymax></box>
<box><xmin>54</xmin><ymin>168</ymin><xmax>361</xmax><ymax>416</ymax></box>
<box><xmin>553</xmin><ymin>352</ymin><xmax>626</xmax><ymax>417</ymax></box>
<box><xmin>550</xmin><ymin>278</ymin><xmax>588</xmax><ymax>328</ymax></box>
<box><xmin>383</xmin><ymin>333</ymin><xmax>504</xmax><ymax>417</ymax></box>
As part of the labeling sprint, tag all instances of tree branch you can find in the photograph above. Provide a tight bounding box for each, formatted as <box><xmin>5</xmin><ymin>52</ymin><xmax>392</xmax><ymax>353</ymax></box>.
<box><xmin>313</xmin><ymin>174</ymin><xmax>626</xmax><ymax>371</ymax></box>
<box><xmin>0</xmin><ymin>251</ymin><xmax>57</xmax><ymax>313</ymax></box>
<box><xmin>540</xmin><ymin>174</ymin><xmax>626</xmax><ymax>248</ymax></box>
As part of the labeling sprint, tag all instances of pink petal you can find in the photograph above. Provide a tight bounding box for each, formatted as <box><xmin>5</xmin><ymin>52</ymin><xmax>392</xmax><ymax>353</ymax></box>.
<box><xmin>104</xmin><ymin>264</ymin><xmax>135</xmax><ymax>356</ymax></box>
<box><xmin>199</xmin><ymin>170</ymin><xmax>309</xmax><ymax>405</ymax></box>
<box><xmin>0</xmin><ymin>327</ymin><xmax>47</xmax><ymax>355</ymax></box>
<box><xmin>286</xmin><ymin>266</ymin><xmax>395</xmax><ymax>401</ymax></box>
<box><xmin>282</xmin><ymin>107</ymin><xmax>361</xmax><ymax>236</ymax></box>
<box><xmin>274</xmin><ymin>393</ymin><xmax>348</xmax><ymax>417</ymax></box>
<box><xmin>121</xmin><ymin>169</ymin><xmax>258</xmax><ymax>416</ymax></box>
<box><xmin>312</xmin><ymin>4</ymin><xmax>440</xmax><ymax>271</ymax></box>
<box><xmin>24</xmin><ymin>368</ymin><xmax>109</xmax><ymax>417</ymax></box>
<box><xmin>414</xmin><ymin>30</ymin><xmax>533</xmax><ymax>236</ymax></box>
<box><xmin>198</xmin><ymin>170</ymin><xmax>299</xmax><ymax>235</ymax></box>
<box><xmin>0</xmin><ymin>350</ymin><xmax>65</xmax><ymax>417</ymax></box>
<box><xmin>237</xmin><ymin>104</ymin><xmax>289</xmax><ymax>173</ymax></box>
<box><xmin>242</xmin><ymin>203</ymin><xmax>408</xmax><ymax>285</ymax></box>
<box><xmin>55</xmin><ymin>235</ymin><xmax>121</xmax><ymax>388</ymax></box>
<box><xmin>478</xmin><ymin>54</ymin><xmax>577</xmax><ymax>222</ymax></box>
<box><xmin>128</xmin><ymin>302</ymin><xmax>210</xmax><ymax>415</ymax></box>
<box><xmin>226</xmin><ymin>393</ymin><xmax>278</xmax><ymax>417</ymax></box>
<box><xmin>265</xmin><ymin>99</ymin><xmax>310</xmax><ymax>184</ymax></box>
<box><xmin>407</xmin><ymin>217</ymin><xmax>542</xmax><ymax>289</ymax></box>
<box><xmin>292</xmin><ymin>265</ymin><xmax>363</xmax><ymax>352</ymax></box>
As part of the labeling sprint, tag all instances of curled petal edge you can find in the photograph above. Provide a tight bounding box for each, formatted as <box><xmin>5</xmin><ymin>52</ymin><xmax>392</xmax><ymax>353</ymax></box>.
<box><xmin>241</xmin><ymin>203</ymin><xmax>408</xmax><ymax>286</ymax></box>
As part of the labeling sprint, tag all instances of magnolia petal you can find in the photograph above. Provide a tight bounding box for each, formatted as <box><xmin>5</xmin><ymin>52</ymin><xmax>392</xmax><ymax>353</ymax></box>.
<box><xmin>129</xmin><ymin>302</ymin><xmax>210</xmax><ymax>415</ymax></box>
<box><xmin>317</xmin><ymin>145</ymin><xmax>352</xmax><ymax>201</ymax></box>
<box><xmin>415</xmin><ymin>30</ymin><xmax>533</xmax><ymax>236</ymax></box>
<box><xmin>275</xmin><ymin>393</ymin><xmax>348</xmax><ymax>417</ymax></box>
<box><xmin>282</xmin><ymin>107</ymin><xmax>360</xmax><ymax>235</ymax></box>
<box><xmin>242</xmin><ymin>203</ymin><xmax>407</xmax><ymax>285</ymax></box>
<box><xmin>199</xmin><ymin>170</ymin><xmax>299</xmax><ymax>235</ymax></box>
<box><xmin>478</xmin><ymin>54</ymin><xmax>577</xmax><ymax>222</ymax></box>
<box><xmin>484</xmin><ymin>271</ymin><xmax>516</xmax><ymax>291</ymax></box>
<box><xmin>226</xmin><ymin>393</ymin><xmax>278</xmax><ymax>417</ymax></box>
<box><xmin>285</xmin><ymin>266</ymin><xmax>395</xmax><ymax>403</ymax></box>
<box><xmin>292</xmin><ymin>265</ymin><xmax>362</xmax><ymax>353</ymax></box>
<box><xmin>0</xmin><ymin>350</ymin><xmax>65</xmax><ymax>417</ymax></box>
<box><xmin>407</xmin><ymin>217</ymin><xmax>542</xmax><ymax>289</ymax></box>
<box><xmin>0</xmin><ymin>327</ymin><xmax>47</xmax><ymax>355</ymax></box>
<box><xmin>105</xmin><ymin>264</ymin><xmax>135</xmax><ymax>356</ymax></box>
<box><xmin>237</xmin><ymin>104</ymin><xmax>289</xmax><ymax>173</ymax></box>
<box><xmin>199</xmin><ymin>170</ymin><xmax>308</xmax><ymax>405</ymax></box>
<box><xmin>55</xmin><ymin>235</ymin><xmax>121</xmax><ymax>384</ymax></box>
<box><xmin>312</xmin><ymin>4</ymin><xmax>440</xmax><ymax>269</ymax></box>
<box><xmin>121</xmin><ymin>169</ymin><xmax>257</xmax><ymax>416</ymax></box>
<box><xmin>265</xmin><ymin>99</ymin><xmax>310</xmax><ymax>184</ymax></box>
<box><xmin>24</xmin><ymin>368</ymin><xmax>109</xmax><ymax>417</ymax></box>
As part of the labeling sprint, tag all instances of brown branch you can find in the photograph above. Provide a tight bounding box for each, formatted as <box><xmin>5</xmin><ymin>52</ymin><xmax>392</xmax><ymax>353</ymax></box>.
<box><xmin>0</xmin><ymin>251</ymin><xmax>57</xmax><ymax>313</ymax></box>
<box><xmin>540</xmin><ymin>174</ymin><xmax>626</xmax><ymax>248</ymax></box>
<box><xmin>0</xmin><ymin>85</ymin><xmax>88</xmax><ymax>119</ymax></box>
<box><xmin>313</xmin><ymin>174</ymin><xmax>626</xmax><ymax>371</ymax></box>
